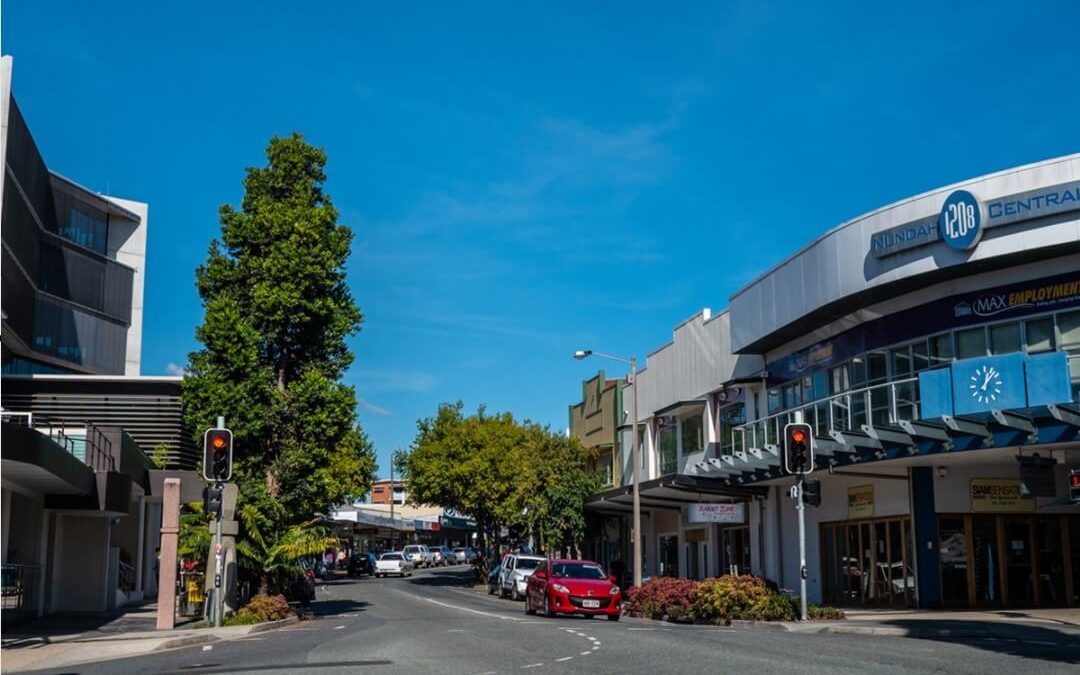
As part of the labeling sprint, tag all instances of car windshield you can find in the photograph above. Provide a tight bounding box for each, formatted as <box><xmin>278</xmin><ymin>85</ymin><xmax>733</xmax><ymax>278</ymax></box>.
<box><xmin>515</xmin><ymin>558</ymin><xmax>543</xmax><ymax>570</ymax></box>
<box><xmin>550</xmin><ymin>563</ymin><xmax>606</xmax><ymax>579</ymax></box>
<box><xmin>381</xmin><ymin>554</ymin><xmax>402</xmax><ymax>560</ymax></box>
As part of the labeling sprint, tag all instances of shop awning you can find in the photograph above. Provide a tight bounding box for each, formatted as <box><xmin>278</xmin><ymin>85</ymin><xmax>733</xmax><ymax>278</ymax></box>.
<box><xmin>585</xmin><ymin>473</ymin><xmax>766</xmax><ymax>515</ymax></box>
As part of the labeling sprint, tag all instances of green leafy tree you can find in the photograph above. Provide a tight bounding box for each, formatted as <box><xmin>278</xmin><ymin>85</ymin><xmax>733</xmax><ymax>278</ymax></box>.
<box><xmin>520</xmin><ymin>428</ymin><xmax>599</xmax><ymax>555</ymax></box>
<box><xmin>405</xmin><ymin>403</ymin><xmax>600</xmax><ymax>567</ymax></box>
<box><xmin>182</xmin><ymin>133</ymin><xmax>375</xmax><ymax>562</ymax></box>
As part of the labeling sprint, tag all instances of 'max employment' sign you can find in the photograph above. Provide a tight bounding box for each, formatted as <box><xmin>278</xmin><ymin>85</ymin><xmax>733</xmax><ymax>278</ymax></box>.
<box><xmin>871</xmin><ymin>180</ymin><xmax>1080</xmax><ymax>258</ymax></box>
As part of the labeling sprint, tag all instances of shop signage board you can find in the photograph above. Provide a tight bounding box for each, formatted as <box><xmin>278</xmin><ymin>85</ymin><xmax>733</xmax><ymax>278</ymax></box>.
<box><xmin>847</xmin><ymin>485</ymin><xmax>875</xmax><ymax>519</ymax></box>
<box><xmin>970</xmin><ymin>478</ymin><xmax>1036</xmax><ymax>512</ymax></box>
<box><xmin>685</xmin><ymin>503</ymin><xmax>746</xmax><ymax>524</ymax></box>
<box><xmin>870</xmin><ymin>180</ymin><xmax>1080</xmax><ymax>258</ymax></box>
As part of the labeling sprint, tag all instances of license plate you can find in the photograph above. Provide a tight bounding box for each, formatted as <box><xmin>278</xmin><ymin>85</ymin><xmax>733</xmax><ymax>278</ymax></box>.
<box><xmin>582</xmin><ymin>599</ymin><xmax>600</xmax><ymax>608</ymax></box>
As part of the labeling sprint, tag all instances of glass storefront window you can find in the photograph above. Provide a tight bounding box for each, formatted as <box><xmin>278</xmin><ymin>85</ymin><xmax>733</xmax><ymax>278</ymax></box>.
<box><xmin>1025</xmin><ymin>317</ymin><xmax>1055</xmax><ymax>354</ymax></box>
<box><xmin>955</xmin><ymin>327</ymin><xmax>987</xmax><ymax>359</ymax></box>
<box><xmin>930</xmin><ymin>333</ymin><xmax>953</xmax><ymax>366</ymax></box>
<box><xmin>989</xmin><ymin>322</ymin><xmax>1021</xmax><ymax>355</ymax></box>
<box><xmin>830</xmin><ymin>364</ymin><xmax>849</xmax><ymax>395</ymax></box>
<box><xmin>1060</xmin><ymin>310</ymin><xmax>1080</xmax><ymax>352</ymax></box>
<box><xmin>767</xmin><ymin>389</ymin><xmax>781</xmax><ymax>414</ymax></box>
<box><xmin>891</xmin><ymin>346</ymin><xmax>912</xmax><ymax>378</ymax></box>
<box><xmin>912</xmin><ymin>341</ymin><xmax>930</xmax><ymax>371</ymax></box>
<box><xmin>680</xmin><ymin>415</ymin><xmax>703</xmax><ymax>454</ymax></box>
<box><xmin>867</xmin><ymin>351</ymin><xmax>887</xmax><ymax>383</ymax></box>
<box><xmin>717</xmin><ymin>403</ymin><xmax>745</xmax><ymax>456</ymax></box>
<box><xmin>658</xmin><ymin>426</ymin><xmax>677</xmax><ymax>475</ymax></box>
<box><xmin>783</xmin><ymin>383</ymin><xmax>801</xmax><ymax>409</ymax></box>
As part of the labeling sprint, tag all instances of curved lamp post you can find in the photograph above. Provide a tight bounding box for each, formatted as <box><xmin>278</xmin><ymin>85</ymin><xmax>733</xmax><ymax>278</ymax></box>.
<box><xmin>574</xmin><ymin>349</ymin><xmax>641</xmax><ymax>588</ymax></box>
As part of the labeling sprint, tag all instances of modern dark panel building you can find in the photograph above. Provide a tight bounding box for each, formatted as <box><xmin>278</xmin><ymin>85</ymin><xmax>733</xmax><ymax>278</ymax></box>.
<box><xmin>1</xmin><ymin>56</ymin><xmax>195</xmax><ymax>621</ymax></box>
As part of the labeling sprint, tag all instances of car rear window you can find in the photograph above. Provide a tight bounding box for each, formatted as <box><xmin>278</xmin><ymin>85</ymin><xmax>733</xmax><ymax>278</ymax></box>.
<box><xmin>515</xmin><ymin>558</ymin><xmax>543</xmax><ymax>570</ymax></box>
<box><xmin>381</xmin><ymin>553</ymin><xmax>402</xmax><ymax>560</ymax></box>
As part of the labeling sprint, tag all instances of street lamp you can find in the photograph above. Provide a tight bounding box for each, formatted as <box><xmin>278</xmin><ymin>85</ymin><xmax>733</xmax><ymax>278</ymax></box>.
<box><xmin>574</xmin><ymin>349</ymin><xmax>642</xmax><ymax>588</ymax></box>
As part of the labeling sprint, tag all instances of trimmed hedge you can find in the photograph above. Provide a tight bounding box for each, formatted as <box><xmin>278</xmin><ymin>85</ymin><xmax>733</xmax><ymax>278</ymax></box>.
<box><xmin>624</xmin><ymin>577</ymin><xmax>700</xmax><ymax>621</ymax></box>
<box><xmin>623</xmin><ymin>575</ymin><xmax>845</xmax><ymax>624</ymax></box>
<box><xmin>227</xmin><ymin>593</ymin><xmax>293</xmax><ymax>625</ymax></box>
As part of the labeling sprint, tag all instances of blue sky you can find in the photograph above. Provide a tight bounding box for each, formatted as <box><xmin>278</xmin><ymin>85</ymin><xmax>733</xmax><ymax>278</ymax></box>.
<box><xmin>5</xmin><ymin>2</ymin><xmax>1079</xmax><ymax>479</ymax></box>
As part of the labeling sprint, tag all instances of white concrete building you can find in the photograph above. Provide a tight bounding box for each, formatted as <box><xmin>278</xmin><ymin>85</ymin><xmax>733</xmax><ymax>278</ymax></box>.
<box><xmin>583</xmin><ymin>154</ymin><xmax>1080</xmax><ymax>609</ymax></box>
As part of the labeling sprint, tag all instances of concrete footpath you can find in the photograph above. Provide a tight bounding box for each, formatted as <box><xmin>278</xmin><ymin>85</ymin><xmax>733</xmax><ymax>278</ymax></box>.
<box><xmin>1</xmin><ymin>607</ymin><xmax>298</xmax><ymax>673</ymax></box>
<box><xmin>778</xmin><ymin>607</ymin><xmax>1080</xmax><ymax>640</ymax></box>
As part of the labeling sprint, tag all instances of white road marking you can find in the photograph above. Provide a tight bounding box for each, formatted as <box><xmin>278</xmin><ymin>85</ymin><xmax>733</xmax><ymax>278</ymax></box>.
<box><xmin>337</xmin><ymin>612</ymin><xmax>359</xmax><ymax>617</ymax></box>
<box><xmin>591</xmin><ymin>641</ymin><xmax>601</xmax><ymax>646</ymax></box>
<box><xmin>448</xmin><ymin>629</ymin><xmax>466</xmax><ymax>633</ymax></box>
<box><xmin>201</xmin><ymin>645</ymin><xmax>213</xmax><ymax>652</ymax></box>
<box><xmin>420</xmin><ymin>596</ymin><xmax>525</xmax><ymax>622</ymax></box>
<box><xmin>522</xmin><ymin>664</ymin><xmax>543</xmax><ymax>669</ymax></box>
<box><xmin>580</xmin><ymin>651</ymin><xmax>591</xmax><ymax>656</ymax></box>
<box><xmin>556</xmin><ymin>656</ymin><xmax>574</xmax><ymax>662</ymax></box>
<box><xmin>334</xmin><ymin>625</ymin><xmax>346</xmax><ymax>630</ymax></box>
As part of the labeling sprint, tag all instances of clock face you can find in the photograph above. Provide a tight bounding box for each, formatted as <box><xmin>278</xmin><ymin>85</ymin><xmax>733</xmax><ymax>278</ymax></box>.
<box><xmin>968</xmin><ymin>364</ymin><xmax>1003</xmax><ymax>405</ymax></box>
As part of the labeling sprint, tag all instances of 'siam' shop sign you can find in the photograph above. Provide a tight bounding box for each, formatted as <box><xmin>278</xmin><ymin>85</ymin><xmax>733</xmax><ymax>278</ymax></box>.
<box><xmin>685</xmin><ymin>503</ymin><xmax>746</xmax><ymax>524</ymax></box>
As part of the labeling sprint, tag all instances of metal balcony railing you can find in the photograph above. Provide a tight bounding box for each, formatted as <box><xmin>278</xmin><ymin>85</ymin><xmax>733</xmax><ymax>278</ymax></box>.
<box><xmin>733</xmin><ymin>377</ymin><xmax>921</xmax><ymax>456</ymax></box>
<box><xmin>1</xmin><ymin>563</ymin><xmax>41</xmax><ymax>621</ymax></box>
<box><xmin>0</xmin><ymin>411</ymin><xmax>114</xmax><ymax>471</ymax></box>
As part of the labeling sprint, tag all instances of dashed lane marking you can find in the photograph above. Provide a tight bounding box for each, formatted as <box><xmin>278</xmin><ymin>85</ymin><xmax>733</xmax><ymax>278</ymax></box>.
<box><xmin>201</xmin><ymin>645</ymin><xmax>213</xmax><ymax>651</ymax></box>
<box><xmin>580</xmin><ymin>651</ymin><xmax>591</xmax><ymax>656</ymax></box>
<box><xmin>556</xmin><ymin>657</ymin><xmax>574</xmax><ymax>662</ymax></box>
<box><xmin>522</xmin><ymin>664</ymin><xmax>543</xmax><ymax>669</ymax></box>
<box><xmin>334</xmin><ymin>625</ymin><xmax>346</xmax><ymax>630</ymax></box>
<box><xmin>448</xmin><ymin>629</ymin><xmax>466</xmax><ymax>633</ymax></box>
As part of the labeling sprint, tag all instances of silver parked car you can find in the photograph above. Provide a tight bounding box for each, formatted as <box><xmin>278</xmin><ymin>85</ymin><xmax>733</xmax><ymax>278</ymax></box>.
<box><xmin>499</xmin><ymin>554</ymin><xmax>545</xmax><ymax>600</ymax></box>
<box><xmin>402</xmin><ymin>544</ymin><xmax>432</xmax><ymax>568</ymax></box>
<box><xmin>452</xmin><ymin>547</ymin><xmax>477</xmax><ymax>564</ymax></box>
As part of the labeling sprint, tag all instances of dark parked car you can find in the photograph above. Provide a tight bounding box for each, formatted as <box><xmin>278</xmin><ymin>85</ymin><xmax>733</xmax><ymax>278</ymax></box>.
<box><xmin>487</xmin><ymin>563</ymin><xmax>502</xmax><ymax>595</ymax></box>
<box><xmin>348</xmin><ymin>552</ymin><xmax>377</xmax><ymax>577</ymax></box>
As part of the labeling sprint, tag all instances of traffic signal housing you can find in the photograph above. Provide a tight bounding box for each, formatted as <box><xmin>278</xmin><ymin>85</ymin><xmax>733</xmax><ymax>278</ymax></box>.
<box><xmin>783</xmin><ymin>422</ymin><xmax>814</xmax><ymax>475</ymax></box>
<box><xmin>1069</xmin><ymin>469</ymin><xmax>1080</xmax><ymax>504</ymax></box>
<box><xmin>202</xmin><ymin>428</ymin><xmax>233</xmax><ymax>482</ymax></box>
<box><xmin>204</xmin><ymin>485</ymin><xmax>224</xmax><ymax>518</ymax></box>
<box><xmin>803</xmin><ymin>479</ymin><xmax>821</xmax><ymax>507</ymax></box>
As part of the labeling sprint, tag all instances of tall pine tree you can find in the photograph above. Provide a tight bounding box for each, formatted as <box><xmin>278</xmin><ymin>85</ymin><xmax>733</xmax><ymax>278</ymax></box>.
<box><xmin>183</xmin><ymin>133</ymin><xmax>375</xmax><ymax>530</ymax></box>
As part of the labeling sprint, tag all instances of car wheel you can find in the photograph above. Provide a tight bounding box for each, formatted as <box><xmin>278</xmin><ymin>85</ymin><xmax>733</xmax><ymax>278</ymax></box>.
<box><xmin>608</xmin><ymin>613</ymin><xmax>621</xmax><ymax>622</ymax></box>
<box><xmin>525</xmin><ymin>596</ymin><xmax>536</xmax><ymax>615</ymax></box>
<box><xmin>545</xmin><ymin>594</ymin><xmax>556</xmax><ymax>618</ymax></box>
<box><xmin>488</xmin><ymin>583</ymin><xmax>496</xmax><ymax>595</ymax></box>
<box><xmin>511</xmin><ymin>586</ymin><xmax>521</xmax><ymax>601</ymax></box>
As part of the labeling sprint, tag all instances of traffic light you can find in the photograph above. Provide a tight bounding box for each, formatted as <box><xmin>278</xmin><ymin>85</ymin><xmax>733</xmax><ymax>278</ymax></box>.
<box><xmin>203</xmin><ymin>485</ymin><xmax>223</xmax><ymax>519</ymax></box>
<box><xmin>803</xmin><ymin>479</ymin><xmax>821</xmax><ymax>507</ymax></box>
<box><xmin>1069</xmin><ymin>469</ymin><xmax>1080</xmax><ymax>504</ymax></box>
<box><xmin>202</xmin><ymin>428</ymin><xmax>233</xmax><ymax>482</ymax></box>
<box><xmin>783</xmin><ymin>422</ymin><xmax>814</xmax><ymax>474</ymax></box>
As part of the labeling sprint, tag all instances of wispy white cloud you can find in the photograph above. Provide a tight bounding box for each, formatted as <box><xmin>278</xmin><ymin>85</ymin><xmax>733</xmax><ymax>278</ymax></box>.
<box><xmin>165</xmin><ymin>362</ymin><xmax>187</xmax><ymax>376</ymax></box>
<box><xmin>357</xmin><ymin>398</ymin><xmax>391</xmax><ymax>416</ymax></box>
<box><xmin>353</xmin><ymin>369</ymin><xmax>439</xmax><ymax>394</ymax></box>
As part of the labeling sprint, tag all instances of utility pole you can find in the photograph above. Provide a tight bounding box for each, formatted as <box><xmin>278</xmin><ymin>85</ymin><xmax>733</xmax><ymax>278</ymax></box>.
<box><xmin>630</xmin><ymin>356</ymin><xmax>641</xmax><ymax>588</ymax></box>
<box><xmin>214</xmin><ymin>415</ymin><xmax>225</xmax><ymax>628</ymax></box>
<box><xmin>389</xmin><ymin>450</ymin><xmax>397</xmax><ymax>552</ymax></box>
<box><xmin>793</xmin><ymin>411</ymin><xmax>808</xmax><ymax>622</ymax></box>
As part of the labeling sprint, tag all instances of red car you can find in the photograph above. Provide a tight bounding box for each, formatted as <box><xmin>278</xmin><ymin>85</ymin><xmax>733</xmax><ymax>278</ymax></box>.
<box><xmin>525</xmin><ymin>558</ymin><xmax>622</xmax><ymax>621</ymax></box>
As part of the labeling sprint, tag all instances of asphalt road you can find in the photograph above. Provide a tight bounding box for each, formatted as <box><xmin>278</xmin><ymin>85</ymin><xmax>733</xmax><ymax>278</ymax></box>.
<box><xmin>26</xmin><ymin>566</ymin><xmax>1080</xmax><ymax>675</ymax></box>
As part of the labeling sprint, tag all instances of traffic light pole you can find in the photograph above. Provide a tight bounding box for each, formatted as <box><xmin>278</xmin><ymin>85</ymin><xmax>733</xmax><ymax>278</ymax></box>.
<box><xmin>793</xmin><ymin>411</ymin><xmax>808</xmax><ymax>622</ymax></box>
<box><xmin>214</xmin><ymin>415</ymin><xmax>225</xmax><ymax>628</ymax></box>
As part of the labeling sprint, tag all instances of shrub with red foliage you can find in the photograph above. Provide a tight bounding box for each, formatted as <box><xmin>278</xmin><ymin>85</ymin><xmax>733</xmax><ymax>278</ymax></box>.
<box><xmin>623</xmin><ymin>577</ymin><xmax>701</xmax><ymax>621</ymax></box>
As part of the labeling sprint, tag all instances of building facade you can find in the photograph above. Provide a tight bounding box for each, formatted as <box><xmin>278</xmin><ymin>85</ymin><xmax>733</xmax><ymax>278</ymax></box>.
<box><xmin>370</xmin><ymin>479</ymin><xmax>408</xmax><ymax>506</ymax></box>
<box><xmin>568</xmin><ymin>370</ymin><xmax>624</xmax><ymax>568</ymax></box>
<box><xmin>1</xmin><ymin>56</ymin><xmax>189</xmax><ymax>621</ymax></box>
<box><xmin>582</xmin><ymin>154</ymin><xmax>1080</xmax><ymax>609</ymax></box>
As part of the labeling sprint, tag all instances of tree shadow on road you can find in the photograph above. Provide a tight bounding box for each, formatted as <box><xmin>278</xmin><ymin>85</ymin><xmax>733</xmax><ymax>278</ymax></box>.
<box><xmin>305</xmin><ymin>598</ymin><xmax>371</xmax><ymax>618</ymax></box>
<box><xmin>405</xmin><ymin>569</ymin><xmax>479</xmax><ymax>588</ymax></box>
<box><xmin>880</xmin><ymin>620</ymin><xmax>1080</xmax><ymax>665</ymax></box>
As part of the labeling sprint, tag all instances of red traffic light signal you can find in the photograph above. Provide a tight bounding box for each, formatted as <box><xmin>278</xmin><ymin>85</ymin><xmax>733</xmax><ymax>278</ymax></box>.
<box><xmin>783</xmin><ymin>422</ymin><xmax>814</xmax><ymax>475</ymax></box>
<box><xmin>202</xmin><ymin>428</ymin><xmax>233</xmax><ymax>482</ymax></box>
<box><xmin>1069</xmin><ymin>469</ymin><xmax>1080</xmax><ymax>504</ymax></box>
